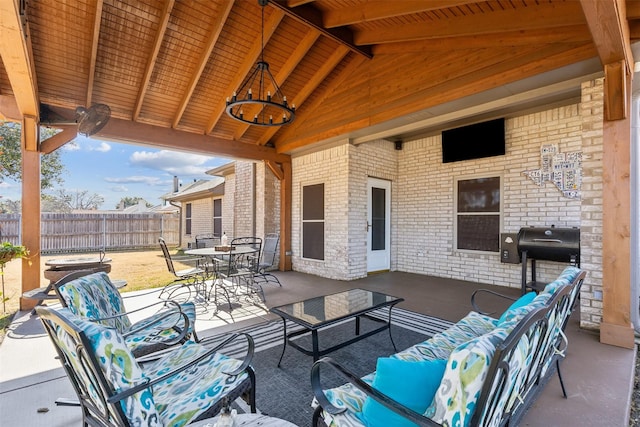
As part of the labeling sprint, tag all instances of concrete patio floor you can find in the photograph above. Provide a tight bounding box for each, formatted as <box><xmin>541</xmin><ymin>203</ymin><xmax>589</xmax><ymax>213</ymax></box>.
<box><xmin>0</xmin><ymin>270</ymin><xmax>635</xmax><ymax>426</ymax></box>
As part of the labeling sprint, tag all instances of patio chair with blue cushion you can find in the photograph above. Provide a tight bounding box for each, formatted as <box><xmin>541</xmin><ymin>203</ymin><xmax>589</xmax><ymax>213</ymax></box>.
<box><xmin>37</xmin><ymin>306</ymin><xmax>256</xmax><ymax>427</ymax></box>
<box><xmin>54</xmin><ymin>270</ymin><xmax>199</xmax><ymax>358</ymax></box>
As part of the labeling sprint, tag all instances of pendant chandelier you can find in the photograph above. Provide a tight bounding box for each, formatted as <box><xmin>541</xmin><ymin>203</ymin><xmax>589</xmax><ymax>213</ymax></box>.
<box><xmin>226</xmin><ymin>0</ymin><xmax>295</xmax><ymax>126</ymax></box>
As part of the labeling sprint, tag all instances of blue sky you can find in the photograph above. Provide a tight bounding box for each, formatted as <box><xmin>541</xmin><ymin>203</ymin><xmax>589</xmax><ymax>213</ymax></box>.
<box><xmin>1</xmin><ymin>134</ymin><xmax>229</xmax><ymax>209</ymax></box>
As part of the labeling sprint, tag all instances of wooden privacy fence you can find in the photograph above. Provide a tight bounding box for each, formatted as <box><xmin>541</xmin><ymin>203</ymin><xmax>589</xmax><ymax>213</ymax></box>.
<box><xmin>0</xmin><ymin>213</ymin><xmax>180</xmax><ymax>253</ymax></box>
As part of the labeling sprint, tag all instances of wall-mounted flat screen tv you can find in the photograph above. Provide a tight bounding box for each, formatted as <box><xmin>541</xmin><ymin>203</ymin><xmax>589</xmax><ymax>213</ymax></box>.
<box><xmin>442</xmin><ymin>118</ymin><xmax>505</xmax><ymax>163</ymax></box>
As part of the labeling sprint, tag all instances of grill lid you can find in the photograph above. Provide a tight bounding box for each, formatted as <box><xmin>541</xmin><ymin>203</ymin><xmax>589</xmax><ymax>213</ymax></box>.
<box><xmin>517</xmin><ymin>226</ymin><xmax>580</xmax><ymax>263</ymax></box>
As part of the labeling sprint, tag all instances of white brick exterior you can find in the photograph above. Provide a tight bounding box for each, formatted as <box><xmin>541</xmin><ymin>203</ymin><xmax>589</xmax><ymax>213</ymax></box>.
<box><xmin>290</xmin><ymin>78</ymin><xmax>605</xmax><ymax>330</ymax></box>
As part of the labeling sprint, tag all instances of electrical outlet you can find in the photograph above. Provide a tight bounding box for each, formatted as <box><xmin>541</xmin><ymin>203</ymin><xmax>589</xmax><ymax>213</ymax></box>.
<box><xmin>593</xmin><ymin>290</ymin><xmax>603</xmax><ymax>301</ymax></box>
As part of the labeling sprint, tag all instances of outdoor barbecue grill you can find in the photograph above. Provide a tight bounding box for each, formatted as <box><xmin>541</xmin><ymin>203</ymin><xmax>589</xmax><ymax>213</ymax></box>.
<box><xmin>517</xmin><ymin>226</ymin><xmax>580</xmax><ymax>294</ymax></box>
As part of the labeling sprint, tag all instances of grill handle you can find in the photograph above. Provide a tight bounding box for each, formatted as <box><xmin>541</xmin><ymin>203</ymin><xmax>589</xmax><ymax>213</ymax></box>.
<box><xmin>531</xmin><ymin>238</ymin><xmax>563</xmax><ymax>243</ymax></box>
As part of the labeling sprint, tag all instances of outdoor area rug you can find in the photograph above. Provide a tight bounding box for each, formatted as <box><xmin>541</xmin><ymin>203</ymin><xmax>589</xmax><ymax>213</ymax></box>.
<box><xmin>205</xmin><ymin>308</ymin><xmax>454</xmax><ymax>427</ymax></box>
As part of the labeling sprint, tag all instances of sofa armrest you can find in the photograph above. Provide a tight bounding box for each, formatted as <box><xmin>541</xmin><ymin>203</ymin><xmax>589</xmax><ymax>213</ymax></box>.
<box><xmin>471</xmin><ymin>289</ymin><xmax>517</xmax><ymax>315</ymax></box>
<box><xmin>311</xmin><ymin>357</ymin><xmax>442</xmax><ymax>426</ymax></box>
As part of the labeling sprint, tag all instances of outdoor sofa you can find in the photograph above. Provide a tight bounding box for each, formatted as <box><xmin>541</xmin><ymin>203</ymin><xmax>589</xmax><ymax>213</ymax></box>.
<box><xmin>311</xmin><ymin>266</ymin><xmax>586</xmax><ymax>427</ymax></box>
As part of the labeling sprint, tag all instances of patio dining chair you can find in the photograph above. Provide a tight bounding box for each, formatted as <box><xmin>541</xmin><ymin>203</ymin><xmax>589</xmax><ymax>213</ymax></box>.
<box><xmin>158</xmin><ymin>237</ymin><xmax>208</xmax><ymax>303</ymax></box>
<box><xmin>37</xmin><ymin>306</ymin><xmax>256</xmax><ymax>427</ymax></box>
<box><xmin>54</xmin><ymin>270</ymin><xmax>199</xmax><ymax>358</ymax></box>
<box><xmin>214</xmin><ymin>237</ymin><xmax>265</xmax><ymax>303</ymax></box>
<box><xmin>254</xmin><ymin>232</ymin><xmax>282</xmax><ymax>287</ymax></box>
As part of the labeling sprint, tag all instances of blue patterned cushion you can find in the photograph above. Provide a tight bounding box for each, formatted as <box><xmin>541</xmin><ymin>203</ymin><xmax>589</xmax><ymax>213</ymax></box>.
<box><xmin>58</xmin><ymin>271</ymin><xmax>197</xmax><ymax>355</ymax></box>
<box><xmin>144</xmin><ymin>341</ymin><xmax>250</xmax><ymax>427</ymax></box>
<box><xmin>74</xmin><ymin>313</ymin><xmax>162</xmax><ymax>426</ymax></box>
<box><xmin>426</xmin><ymin>325</ymin><xmax>512</xmax><ymax>427</ymax></box>
<box><xmin>398</xmin><ymin>311</ymin><xmax>497</xmax><ymax>362</ymax></box>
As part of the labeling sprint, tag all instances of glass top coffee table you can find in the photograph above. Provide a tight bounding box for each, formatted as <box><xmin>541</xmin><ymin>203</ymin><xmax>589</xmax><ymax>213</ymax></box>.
<box><xmin>270</xmin><ymin>288</ymin><xmax>404</xmax><ymax>365</ymax></box>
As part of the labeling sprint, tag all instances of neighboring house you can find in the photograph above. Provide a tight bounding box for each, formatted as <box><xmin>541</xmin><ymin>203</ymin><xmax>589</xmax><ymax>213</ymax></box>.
<box><xmin>162</xmin><ymin>177</ymin><xmax>225</xmax><ymax>248</ymax></box>
<box><xmin>163</xmin><ymin>162</ymin><xmax>281</xmax><ymax>267</ymax></box>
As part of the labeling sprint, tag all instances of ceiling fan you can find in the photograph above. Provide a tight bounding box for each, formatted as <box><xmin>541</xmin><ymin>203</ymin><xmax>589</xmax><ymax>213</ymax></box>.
<box><xmin>40</xmin><ymin>103</ymin><xmax>111</xmax><ymax>137</ymax></box>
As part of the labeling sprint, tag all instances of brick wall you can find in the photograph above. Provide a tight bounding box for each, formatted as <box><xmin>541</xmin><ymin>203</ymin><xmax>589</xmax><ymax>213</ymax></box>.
<box><xmin>233</xmin><ymin>162</ymin><xmax>255</xmax><ymax>239</ymax></box>
<box><xmin>578</xmin><ymin>78</ymin><xmax>605</xmax><ymax>329</ymax></box>
<box><xmin>183</xmin><ymin>198</ymin><xmax>213</xmax><ymax>245</ymax></box>
<box><xmin>290</xmin><ymin>79</ymin><xmax>604</xmax><ymax>330</ymax></box>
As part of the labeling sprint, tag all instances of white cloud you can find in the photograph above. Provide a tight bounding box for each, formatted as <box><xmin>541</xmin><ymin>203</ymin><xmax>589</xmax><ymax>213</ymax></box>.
<box><xmin>0</xmin><ymin>182</ymin><xmax>10</xmax><ymax>189</ymax></box>
<box><xmin>110</xmin><ymin>185</ymin><xmax>128</xmax><ymax>193</ymax></box>
<box><xmin>90</xmin><ymin>142</ymin><xmax>111</xmax><ymax>152</ymax></box>
<box><xmin>104</xmin><ymin>175</ymin><xmax>164</xmax><ymax>186</ymax></box>
<box><xmin>129</xmin><ymin>150</ymin><xmax>213</xmax><ymax>175</ymax></box>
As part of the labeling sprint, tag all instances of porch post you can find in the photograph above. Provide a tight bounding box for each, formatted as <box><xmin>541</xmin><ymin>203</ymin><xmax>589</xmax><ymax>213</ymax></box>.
<box><xmin>279</xmin><ymin>161</ymin><xmax>292</xmax><ymax>271</ymax></box>
<box><xmin>19</xmin><ymin>116</ymin><xmax>41</xmax><ymax>311</ymax></box>
<box><xmin>600</xmin><ymin>61</ymin><xmax>634</xmax><ymax>348</ymax></box>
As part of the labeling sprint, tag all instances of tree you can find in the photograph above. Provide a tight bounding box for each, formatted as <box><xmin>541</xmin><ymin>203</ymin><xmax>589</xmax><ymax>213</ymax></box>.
<box><xmin>42</xmin><ymin>189</ymin><xmax>104</xmax><ymax>212</ymax></box>
<box><xmin>0</xmin><ymin>121</ymin><xmax>65</xmax><ymax>189</ymax></box>
<box><xmin>117</xmin><ymin>196</ymin><xmax>153</xmax><ymax>209</ymax></box>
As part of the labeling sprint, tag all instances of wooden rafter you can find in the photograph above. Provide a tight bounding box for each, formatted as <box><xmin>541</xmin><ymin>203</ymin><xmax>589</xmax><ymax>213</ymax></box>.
<box><xmin>581</xmin><ymin>0</ymin><xmax>632</xmax><ymax>121</ymax></box>
<box><xmin>580</xmin><ymin>0</ymin><xmax>633</xmax><ymax>68</ymax></box>
<box><xmin>355</xmin><ymin>1</ymin><xmax>586</xmax><ymax>45</ymax></box>
<box><xmin>39</xmin><ymin>125</ymin><xmax>77</xmax><ymax>154</ymax></box>
<box><xmin>133</xmin><ymin>0</ymin><xmax>175</xmax><ymax>121</ymax></box>
<box><xmin>257</xmin><ymin>45</ymin><xmax>349</xmax><ymax>146</ymax></box>
<box><xmin>275</xmin><ymin>54</ymin><xmax>368</xmax><ymax>152</ymax></box>
<box><xmin>172</xmin><ymin>0</ymin><xmax>234</xmax><ymax>128</ymax></box>
<box><xmin>372</xmin><ymin>26</ymin><xmax>593</xmax><ymax>54</ymax></box>
<box><xmin>270</xmin><ymin>0</ymin><xmax>372</xmax><ymax>58</ymax></box>
<box><xmin>323</xmin><ymin>1</ymin><xmax>476</xmax><ymax>28</ymax></box>
<box><xmin>0</xmin><ymin>0</ymin><xmax>39</xmax><ymax>121</ymax></box>
<box><xmin>85</xmin><ymin>0</ymin><xmax>103</xmax><ymax>107</ymax></box>
<box><xmin>205</xmin><ymin>8</ymin><xmax>285</xmax><ymax>134</ymax></box>
<box><xmin>276</xmin><ymin>43</ymin><xmax>595</xmax><ymax>152</ymax></box>
<box><xmin>233</xmin><ymin>29</ymin><xmax>320</xmax><ymax>140</ymax></box>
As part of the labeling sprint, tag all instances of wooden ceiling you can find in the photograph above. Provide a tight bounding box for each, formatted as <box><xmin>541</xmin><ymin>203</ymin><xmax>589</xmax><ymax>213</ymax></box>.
<box><xmin>0</xmin><ymin>0</ymin><xmax>638</xmax><ymax>163</ymax></box>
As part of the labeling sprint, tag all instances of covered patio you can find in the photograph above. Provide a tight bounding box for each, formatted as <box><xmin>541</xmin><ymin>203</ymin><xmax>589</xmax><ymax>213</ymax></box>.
<box><xmin>0</xmin><ymin>0</ymin><xmax>638</xmax><ymax>424</ymax></box>
<box><xmin>0</xmin><ymin>270</ymin><xmax>634</xmax><ymax>426</ymax></box>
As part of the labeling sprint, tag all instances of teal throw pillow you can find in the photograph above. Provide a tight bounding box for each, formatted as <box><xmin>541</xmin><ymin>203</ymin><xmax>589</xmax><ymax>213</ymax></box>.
<box><xmin>498</xmin><ymin>292</ymin><xmax>536</xmax><ymax>324</ymax></box>
<box><xmin>359</xmin><ymin>357</ymin><xmax>447</xmax><ymax>427</ymax></box>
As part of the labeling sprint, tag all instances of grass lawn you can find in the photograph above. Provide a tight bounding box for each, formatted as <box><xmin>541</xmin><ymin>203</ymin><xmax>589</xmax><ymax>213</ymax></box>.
<box><xmin>0</xmin><ymin>248</ymin><xmax>196</xmax><ymax>342</ymax></box>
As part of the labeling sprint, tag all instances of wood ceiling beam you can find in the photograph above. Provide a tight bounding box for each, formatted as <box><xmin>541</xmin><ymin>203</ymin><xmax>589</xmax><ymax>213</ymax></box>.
<box><xmin>133</xmin><ymin>0</ymin><xmax>175</xmax><ymax>121</ymax></box>
<box><xmin>172</xmin><ymin>0</ymin><xmax>234</xmax><ymax>128</ymax></box>
<box><xmin>372</xmin><ymin>26</ymin><xmax>592</xmax><ymax>54</ymax></box>
<box><xmin>276</xmin><ymin>43</ymin><xmax>595</xmax><ymax>153</ymax></box>
<box><xmin>85</xmin><ymin>0</ymin><xmax>103</xmax><ymax>107</ymax></box>
<box><xmin>323</xmin><ymin>1</ymin><xmax>476</xmax><ymax>27</ymax></box>
<box><xmin>257</xmin><ymin>45</ymin><xmax>349</xmax><ymax>146</ymax></box>
<box><xmin>580</xmin><ymin>0</ymin><xmax>633</xmax><ymax>68</ymax></box>
<box><xmin>0</xmin><ymin>0</ymin><xmax>39</xmax><ymax>124</ymax></box>
<box><xmin>205</xmin><ymin>9</ymin><xmax>285</xmax><ymax>134</ymax></box>
<box><xmin>39</xmin><ymin>125</ymin><xmax>77</xmax><ymax>154</ymax></box>
<box><xmin>580</xmin><ymin>0</ymin><xmax>633</xmax><ymax>121</ymax></box>
<box><xmin>270</xmin><ymin>0</ymin><xmax>372</xmax><ymax>58</ymax></box>
<box><xmin>355</xmin><ymin>1</ymin><xmax>586</xmax><ymax>44</ymax></box>
<box><xmin>233</xmin><ymin>29</ymin><xmax>320</xmax><ymax>140</ymax></box>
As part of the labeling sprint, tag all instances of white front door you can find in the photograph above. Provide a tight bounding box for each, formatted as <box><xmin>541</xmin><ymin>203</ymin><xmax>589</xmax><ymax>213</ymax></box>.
<box><xmin>367</xmin><ymin>177</ymin><xmax>391</xmax><ymax>273</ymax></box>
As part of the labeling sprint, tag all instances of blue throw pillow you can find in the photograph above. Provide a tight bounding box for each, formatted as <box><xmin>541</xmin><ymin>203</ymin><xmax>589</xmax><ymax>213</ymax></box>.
<box><xmin>359</xmin><ymin>358</ymin><xmax>447</xmax><ymax>427</ymax></box>
<box><xmin>497</xmin><ymin>292</ymin><xmax>536</xmax><ymax>324</ymax></box>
